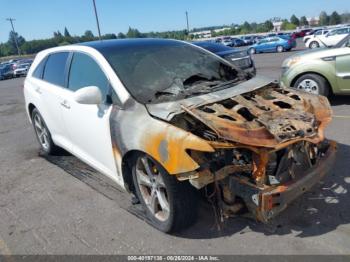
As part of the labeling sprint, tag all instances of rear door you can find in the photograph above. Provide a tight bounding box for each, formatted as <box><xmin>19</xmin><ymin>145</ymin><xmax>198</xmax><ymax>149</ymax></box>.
<box><xmin>327</xmin><ymin>28</ymin><xmax>349</xmax><ymax>46</ymax></box>
<box><xmin>59</xmin><ymin>51</ymin><xmax>117</xmax><ymax>178</ymax></box>
<box><xmin>33</xmin><ymin>52</ymin><xmax>72</xmax><ymax>150</ymax></box>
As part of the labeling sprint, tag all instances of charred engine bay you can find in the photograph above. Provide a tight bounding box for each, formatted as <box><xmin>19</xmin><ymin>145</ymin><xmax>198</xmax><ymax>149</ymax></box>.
<box><xmin>171</xmin><ymin>84</ymin><xmax>333</xmax><ymax>221</ymax></box>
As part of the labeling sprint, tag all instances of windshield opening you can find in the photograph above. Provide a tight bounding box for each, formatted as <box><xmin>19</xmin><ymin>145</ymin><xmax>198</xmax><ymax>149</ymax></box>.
<box><xmin>100</xmin><ymin>40</ymin><xmax>247</xmax><ymax>104</ymax></box>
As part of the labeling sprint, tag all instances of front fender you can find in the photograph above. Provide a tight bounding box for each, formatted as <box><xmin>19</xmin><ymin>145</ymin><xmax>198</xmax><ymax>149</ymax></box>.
<box><xmin>281</xmin><ymin>61</ymin><xmax>337</xmax><ymax>90</ymax></box>
<box><xmin>110</xmin><ymin>102</ymin><xmax>214</xmax><ymax>175</ymax></box>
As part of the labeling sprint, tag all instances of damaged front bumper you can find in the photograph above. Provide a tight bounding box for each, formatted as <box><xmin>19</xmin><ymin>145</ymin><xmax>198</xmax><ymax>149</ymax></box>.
<box><xmin>229</xmin><ymin>140</ymin><xmax>337</xmax><ymax>222</ymax></box>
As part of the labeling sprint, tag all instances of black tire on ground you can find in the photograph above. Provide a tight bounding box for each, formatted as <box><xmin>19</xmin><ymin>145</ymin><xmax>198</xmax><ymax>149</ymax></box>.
<box><xmin>293</xmin><ymin>73</ymin><xmax>330</xmax><ymax>97</ymax></box>
<box><xmin>31</xmin><ymin>108</ymin><xmax>60</xmax><ymax>155</ymax></box>
<box><xmin>131</xmin><ymin>153</ymin><xmax>198</xmax><ymax>233</ymax></box>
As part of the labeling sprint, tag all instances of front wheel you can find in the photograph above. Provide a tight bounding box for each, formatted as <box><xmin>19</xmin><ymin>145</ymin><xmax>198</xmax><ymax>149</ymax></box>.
<box><xmin>293</xmin><ymin>74</ymin><xmax>330</xmax><ymax>96</ymax></box>
<box><xmin>132</xmin><ymin>154</ymin><xmax>198</xmax><ymax>233</ymax></box>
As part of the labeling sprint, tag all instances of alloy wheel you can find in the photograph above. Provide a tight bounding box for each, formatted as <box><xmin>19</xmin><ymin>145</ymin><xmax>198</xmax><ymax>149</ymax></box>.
<box><xmin>33</xmin><ymin>114</ymin><xmax>50</xmax><ymax>151</ymax></box>
<box><xmin>135</xmin><ymin>156</ymin><xmax>170</xmax><ymax>222</ymax></box>
<box><xmin>297</xmin><ymin>79</ymin><xmax>320</xmax><ymax>94</ymax></box>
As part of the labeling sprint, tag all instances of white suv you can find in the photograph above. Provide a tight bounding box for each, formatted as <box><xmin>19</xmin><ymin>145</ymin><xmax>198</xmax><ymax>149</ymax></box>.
<box><xmin>24</xmin><ymin>39</ymin><xmax>336</xmax><ymax>233</ymax></box>
<box><xmin>305</xmin><ymin>27</ymin><xmax>350</xmax><ymax>48</ymax></box>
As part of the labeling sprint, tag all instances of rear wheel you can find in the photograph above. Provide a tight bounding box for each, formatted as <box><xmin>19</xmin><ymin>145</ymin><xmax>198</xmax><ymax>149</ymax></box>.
<box><xmin>310</xmin><ymin>41</ymin><xmax>320</xmax><ymax>49</ymax></box>
<box><xmin>31</xmin><ymin>108</ymin><xmax>59</xmax><ymax>155</ymax></box>
<box><xmin>294</xmin><ymin>74</ymin><xmax>330</xmax><ymax>96</ymax></box>
<box><xmin>131</xmin><ymin>154</ymin><xmax>198</xmax><ymax>233</ymax></box>
<box><xmin>276</xmin><ymin>45</ymin><xmax>284</xmax><ymax>53</ymax></box>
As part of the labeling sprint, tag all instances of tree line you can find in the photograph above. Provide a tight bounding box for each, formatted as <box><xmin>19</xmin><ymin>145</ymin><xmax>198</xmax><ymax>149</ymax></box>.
<box><xmin>1</xmin><ymin>10</ymin><xmax>349</xmax><ymax>58</ymax></box>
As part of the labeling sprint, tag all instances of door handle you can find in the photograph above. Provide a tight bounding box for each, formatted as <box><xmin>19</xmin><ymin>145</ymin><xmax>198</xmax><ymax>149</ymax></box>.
<box><xmin>60</xmin><ymin>100</ymin><xmax>70</xmax><ymax>109</ymax></box>
<box><xmin>342</xmin><ymin>75</ymin><xmax>350</xmax><ymax>80</ymax></box>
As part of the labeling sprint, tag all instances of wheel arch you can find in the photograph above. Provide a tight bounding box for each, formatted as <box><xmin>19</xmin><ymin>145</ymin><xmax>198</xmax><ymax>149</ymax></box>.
<box><xmin>28</xmin><ymin>103</ymin><xmax>36</xmax><ymax>118</ymax></box>
<box><xmin>121</xmin><ymin>149</ymin><xmax>146</xmax><ymax>193</ymax></box>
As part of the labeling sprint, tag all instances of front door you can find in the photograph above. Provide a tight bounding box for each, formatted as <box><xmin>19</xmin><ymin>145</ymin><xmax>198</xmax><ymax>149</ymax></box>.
<box><xmin>336</xmin><ymin>50</ymin><xmax>350</xmax><ymax>92</ymax></box>
<box><xmin>60</xmin><ymin>52</ymin><xmax>118</xmax><ymax>179</ymax></box>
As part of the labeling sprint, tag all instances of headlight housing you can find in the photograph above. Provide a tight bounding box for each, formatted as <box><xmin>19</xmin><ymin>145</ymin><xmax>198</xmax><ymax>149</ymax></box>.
<box><xmin>285</xmin><ymin>57</ymin><xmax>301</xmax><ymax>68</ymax></box>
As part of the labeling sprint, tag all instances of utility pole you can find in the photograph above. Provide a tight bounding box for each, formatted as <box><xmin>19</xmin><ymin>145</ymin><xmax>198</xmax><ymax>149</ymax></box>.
<box><xmin>185</xmin><ymin>11</ymin><xmax>190</xmax><ymax>35</ymax></box>
<box><xmin>6</xmin><ymin>18</ymin><xmax>21</xmax><ymax>55</ymax></box>
<box><xmin>92</xmin><ymin>0</ymin><xmax>102</xmax><ymax>40</ymax></box>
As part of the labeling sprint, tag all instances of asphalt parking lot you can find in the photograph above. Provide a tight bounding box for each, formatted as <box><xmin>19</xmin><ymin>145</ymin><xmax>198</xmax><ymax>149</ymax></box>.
<box><xmin>0</xmin><ymin>41</ymin><xmax>350</xmax><ymax>255</ymax></box>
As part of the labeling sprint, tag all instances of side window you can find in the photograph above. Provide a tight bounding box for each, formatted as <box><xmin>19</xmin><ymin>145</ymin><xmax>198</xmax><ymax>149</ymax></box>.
<box><xmin>336</xmin><ymin>28</ymin><xmax>348</xmax><ymax>35</ymax></box>
<box><xmin>43</xmin><ymin>52</ymin><xmax>69</xmax><ymax>87</ymax></box>
<box><xmin>68</xmin><ymin>52</ymin><xmax>110</xmax><ymax>100</ymax></box>
<box><xmin>32</xmin><ymin>57</ymin><xmax>47</xmax><ymax>79</ymax></box>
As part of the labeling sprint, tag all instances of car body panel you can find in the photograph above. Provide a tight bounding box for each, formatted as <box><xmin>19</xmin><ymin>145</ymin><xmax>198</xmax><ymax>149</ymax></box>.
<box><xmin>281</xmin><ymin>45</ymin><xmax>350</xmax><ymax>95</ymax></box>
<box><xmin>251</xmin><ymin>37</ymin><xmax>296</xmax><ymax>53</ymax></box>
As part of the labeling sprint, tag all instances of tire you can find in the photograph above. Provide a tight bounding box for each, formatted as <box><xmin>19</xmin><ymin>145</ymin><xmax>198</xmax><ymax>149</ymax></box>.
<box><xmin>276</xmin><ymin>45</ymin><xmax>284</xmax><ymax>53</ymax></box>
<box><xmin>309</xmin><ymin>41</ymin><xmax>320</xmax><ymax>49</ymax></box>
<box><xmin>131</xmin><ymin>153</ymin><xmax>198</xmax><ymax>233</ymax></box>
<box><xmin>31</xmin><ymin>108</ymin><xmax>59</xmax><ymax>155</ymax></box>
<box><xmin>249</xmin><ymin>48</ymin><xmax>256</xmax><ymax>55</ymax></box>
<box><xmin>293</xmin><ymin>74</ymin><xmax>330</xmax><ymax>96</ymax></box>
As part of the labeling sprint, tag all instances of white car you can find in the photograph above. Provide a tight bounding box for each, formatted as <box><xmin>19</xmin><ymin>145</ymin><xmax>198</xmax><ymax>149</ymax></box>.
<box><xmin>23</xmin><ymin>39</ymin><xmax>336</xmax><ymax>233</ymax></box>
<box><xmin>303</xmin><ymin>29</ymin><xmax>328</xmax><ymax>46</ymax></box>
<box><xmin>305</xmin><ymin>27</ymin><xmax>350</xmax><ymax>48</ymax></box>
<box><xmin>14</xmin><ymin>63</ymin><xmax>31</xmax><ymax>77</ymax></box>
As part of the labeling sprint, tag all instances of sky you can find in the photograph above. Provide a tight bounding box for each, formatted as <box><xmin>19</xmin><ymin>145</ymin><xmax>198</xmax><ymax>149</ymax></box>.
<box><xmin>0</xmin><ymin>0</ymin><xmax>349</xmax><ymax>43</ymax></box>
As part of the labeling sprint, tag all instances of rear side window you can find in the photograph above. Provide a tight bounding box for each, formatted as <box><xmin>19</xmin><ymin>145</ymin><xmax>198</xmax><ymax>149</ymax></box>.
<box><xmin>43</xmin><ymin>52</ymin><xmax>69</xmax><ymax>87</ymax></box>
<box><xmin>68</xmin><ymin>52</ymin><xmax>110</xmax><ymax>99</ymax></box>
<box><xmin>32</xmin><ymin>57</ymin><xmax>47</xmax><ymax>79</ymax></box>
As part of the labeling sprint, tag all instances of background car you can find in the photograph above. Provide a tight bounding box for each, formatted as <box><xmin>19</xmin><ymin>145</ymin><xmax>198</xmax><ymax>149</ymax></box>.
<box><xmin>14</xmin><ymin>63</ymin><xmax>31</xmax><ymax>77</ymax></box>
<box><xmin>193</xmin><ymin>41</ymin><xmax>256</xmax><ymax>76</ymax></box>
<box><xmin>281</xmin><ymin>34</ymin><xmax>350</xmax><ymax>96</ymax></box>
<box><xmin>303</xmin><ymin>29</ymin><xmax>329</xmax><ymax>45</ymax></box>
<box><xmin>230</xmin><ymin>38</ymin><xmax>246</xmax><ymax>47</ymax></box>
<box><xmin>240</xmin><ymin>35</ymin><xmax>255</xmax><ymax>45</ymax></box>
<box><xmin>0</xmin><ymin>64</ymin><xmax>14</xmax><ymax>80</ymax></box>
<box><xmin>306</xmin><ymin>27</ymin><xmax>350</xmax><ymax>48</ymax></box>
<box><xmin>249</xmin><ymin>36</ymin><xmax>296</xmax><ymax>54</ymax></box>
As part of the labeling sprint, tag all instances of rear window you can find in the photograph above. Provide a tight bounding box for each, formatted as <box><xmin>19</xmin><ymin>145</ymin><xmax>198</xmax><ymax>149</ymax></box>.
<box><xmin>42</xmin><ymin>52</ymin><xmax>69</xmax><ymax>86</ymax></box>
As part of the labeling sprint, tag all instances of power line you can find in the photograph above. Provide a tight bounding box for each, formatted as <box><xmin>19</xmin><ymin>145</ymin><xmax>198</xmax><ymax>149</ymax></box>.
<box><xmin>6</xmin><ymin>18</ymin><xmax>21</xmax><ymax>55</ymax></box>
<box><xmin>92</xmin><ymin>0</ymin><xmax>102</xmax><ymax>40</ymax></box>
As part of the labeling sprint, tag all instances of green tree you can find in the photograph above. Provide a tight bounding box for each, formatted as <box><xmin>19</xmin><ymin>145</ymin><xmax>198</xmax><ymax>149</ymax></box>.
<box><xmin>300</xmin><ymin>16</ymin><xmax>309</xmax><ymax>26</ymax></box>
<box><xmin>126</xmin><ymin>27</ymin><xmax>142</xmax><ymax>38</ymax></box>
<box><xmin>290</xmin><ymin>15</ymin><xmax>300</xmax><ymax>26</ymax></box>
<box><xmin>341</xmin><ymin>12</ymin><xmax>350</xmax><ymax>23</ymax></box>
<box><xmin>264</xmin><ymin>20</ymin><xmax>274</xmax><ymax>31</ymax></box>
<box><xmin>84</xmin><ymin>30</ymin><xmax>94</xmax><ymax>38</ymax></box>
<box><xmin>7</xmin><ymin>31</ymin><xmax>25</xmax><ymax>55</ymax></box>
<box><xmin>329</xmin><ymin>11</ymin><xmax>341</xmax><ymax>25</ymax></box>
<box><xmin>117</xmin><ymin>32</ymin><xmax>126</xmax><ymax>39</ymax></box>
<box><xmin>64</xmin><ymin>27</ymin><xmax>71</xmax><ymax>37</ymax></box>
<box><xmin>319</xmin><ymin>11</ymin><xmax>329</xmax><ymax>26</ymax></box>
<box><xmin>281</xmin><ymin>20</ymin><xmax>297</xmax><ymax>30</ymax></box>
<box><xmin>241</xmin><ymin>21</ymin><xmax>252</xmax><ymax>33</ymax></box>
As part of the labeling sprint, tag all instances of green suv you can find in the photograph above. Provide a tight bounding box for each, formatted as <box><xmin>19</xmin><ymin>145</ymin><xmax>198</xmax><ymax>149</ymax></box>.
<box><xmin>281</xmin><ymin>34</ymin><xmax>350</xmax><ymax>96</ymax></box>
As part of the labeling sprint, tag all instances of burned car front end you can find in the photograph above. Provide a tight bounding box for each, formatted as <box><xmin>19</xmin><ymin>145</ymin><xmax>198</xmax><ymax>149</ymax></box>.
<box><xmin>101</xmin><ymin>39</ymin><xmax>336</xmax><ymax>227</ymax></box>
<box><xmin>147</xmin><ymin>77</ymin><xmax>336</xmax><ymax>222</ymax></box>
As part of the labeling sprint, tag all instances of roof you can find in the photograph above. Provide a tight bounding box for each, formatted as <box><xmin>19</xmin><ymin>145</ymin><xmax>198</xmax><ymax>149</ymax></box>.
<box><xmin>78</xmin><ymin>38</ymin><xmax>184</xmax><ymax>52</ymax></box>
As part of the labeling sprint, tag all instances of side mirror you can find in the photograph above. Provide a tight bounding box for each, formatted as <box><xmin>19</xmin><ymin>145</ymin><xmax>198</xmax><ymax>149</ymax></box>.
<box><xmin>74</xmin><ymin>86</ymin><xmax>103</xmax><ymax>105</ymax></box>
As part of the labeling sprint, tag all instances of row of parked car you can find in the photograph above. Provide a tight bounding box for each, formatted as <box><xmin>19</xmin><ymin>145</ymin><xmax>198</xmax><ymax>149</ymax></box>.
<box><xmin>0</xmin><ymin>58</ymin><xmax>33</xmax><ymax>80</ymax></box>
